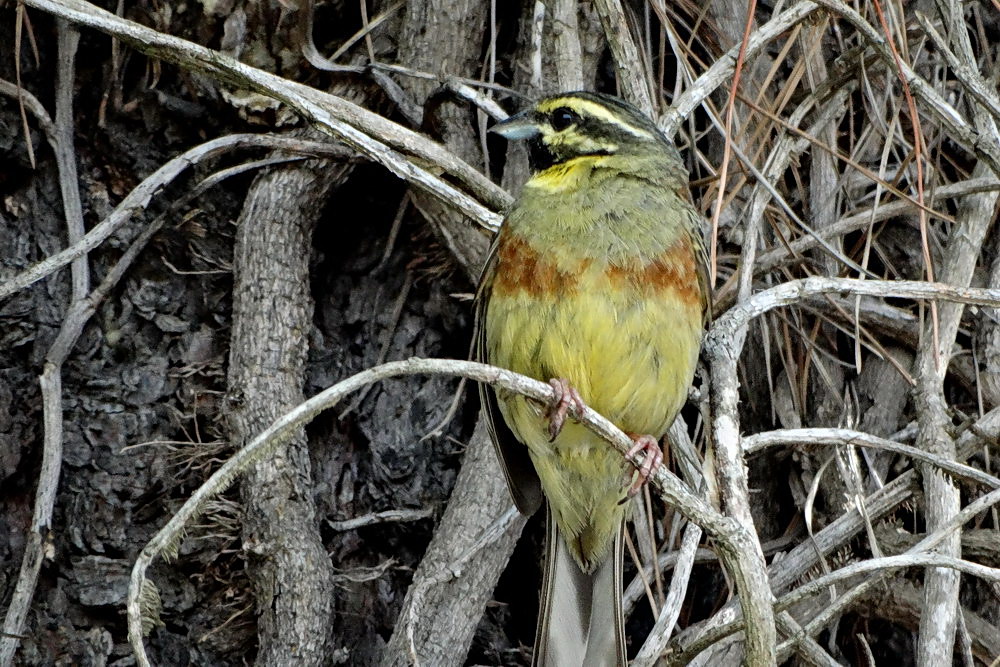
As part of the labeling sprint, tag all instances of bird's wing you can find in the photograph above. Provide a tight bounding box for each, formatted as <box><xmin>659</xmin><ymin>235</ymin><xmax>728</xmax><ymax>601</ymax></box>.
<box><xmin>474</xmin><ymin>235</ymin><xmax>544</xmax><ymax>516</ymax></box>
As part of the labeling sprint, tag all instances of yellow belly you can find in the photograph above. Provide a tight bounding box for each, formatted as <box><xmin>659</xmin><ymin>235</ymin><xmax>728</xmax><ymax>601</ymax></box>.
<box><xmin>485</xmin><ymin>274</ymin><xmax>702</xmax><ymax>567</ymax></box>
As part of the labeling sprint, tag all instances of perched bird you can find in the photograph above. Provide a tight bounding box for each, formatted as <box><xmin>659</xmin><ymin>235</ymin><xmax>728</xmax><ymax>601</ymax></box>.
<box><xmin>476</xmin><ymin>92</ymin><xmax>709</xmax><ymax>666</ymax></box>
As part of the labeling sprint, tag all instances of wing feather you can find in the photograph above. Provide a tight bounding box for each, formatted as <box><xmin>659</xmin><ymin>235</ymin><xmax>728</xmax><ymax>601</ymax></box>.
<box><xmin>474</xmin><ymin>235</ymin><xmax>543</xmax><ymax>516</ymax></box>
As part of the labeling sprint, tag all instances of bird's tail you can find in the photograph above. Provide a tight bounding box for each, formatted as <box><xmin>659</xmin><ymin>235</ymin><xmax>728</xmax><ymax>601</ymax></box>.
<box><xmin>532</xmin><ymin>509</ymin><xmax>625</xmax><ymax>667</ymax></box>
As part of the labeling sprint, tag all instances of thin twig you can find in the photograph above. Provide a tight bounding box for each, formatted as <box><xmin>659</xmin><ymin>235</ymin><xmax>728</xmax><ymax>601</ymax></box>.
<box><xmin>0</xmin><ymin>23</ymin><xmax>89</xmax><ymax>663</ymax></box>
<box><xmin>0</xmin><ymin>143</ymin><xmax>324</xmax><ymax>664</ymax></box>
<box><xmin>0</xmin><ymin>134</ymin><xmax>351</xmax><ymax>302</ymax></box>
<box><xmin>54</xmin><ymin>19</ymin><xmax>87</xmax><ymax>303</ymax></box>
<box><xmin>675</xmin><ymin>485</ymin><xmax>1000</xmax><ymax>662</ymax></box>
<box><xmin>23</xmin><ymin>0</ymin><xmax>510</xmax><ymax>226</ymax></box>
<box><xmin>632</xmin><ymin>521</ymin><xmax>702</xmax><ymax>666</ymax></box>
<box><xmin>327</xmin><ymin>508</ymin><xmax>434</xmax><ymax>532</ymax></box>
<box><xmin>126</xmin><ymin>358</ymin><xmax>772</xmax><ymax>667</ymax></box>
<box><xmin>660</xmin><ymin>1</ymin><xmax>820</xmax><ymax>138</ymax></box>
<box><xmin>744</xmin><ymin>427</ymin><xmax>1000</xmax><ymax>489</ymax></box>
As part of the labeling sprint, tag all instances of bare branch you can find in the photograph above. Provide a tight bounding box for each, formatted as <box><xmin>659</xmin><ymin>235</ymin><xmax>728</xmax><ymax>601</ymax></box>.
<box><xmin>812</xmin><ymin>0</ymin><xmax>1000</xmax><ymax>174</ymax></box>
<box><xmin>592</xmin><ymin>0</ymin><xmax>653</xmax><ymax>113</ymax></box>
<box><xmin>632</xmin><ymin>522</ymin><xmax>702</xmax><ymax>667</ymax></box>
<box><xmin>127</xmin><ymin>358</ymin><xmax>769</xmax><ymax>666</ymax></box>
<box><xmin>674</xmin><ymin>485</ymin><xmax>1000</xmax><ymax>662</ymax></box>
<box><xmin>23</xmin><ymin>0</ymin><xmax>509</xmax><ymax>226</ymax></box>
<box><xmin>744</xmin><ymin>427</ymin><xmax>1000</xmax><ymax>489</ymax></box>
<box><xmin>660</xmin><ymin>1</ymin><xmax>820</xmax><ymax>137</ymax></box>
<box><xmin>0</xmin><ymin>134</ymin><xmax>350</xmax><ymax>301</ymax></box>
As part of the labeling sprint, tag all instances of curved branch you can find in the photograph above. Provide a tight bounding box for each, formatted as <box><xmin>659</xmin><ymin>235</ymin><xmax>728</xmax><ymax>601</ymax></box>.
<box><xmin>660</xmin><ymin>1</ymin><xmax>820</xmax><ymax>137</ymax></box>
<box><xmin>811</xmin><ymin>0</ymin><xmax>1000</xmax><ymax>175</ymax></box>
<box><xmin>127</xmin><ymin>358</ymin><xmax>761</xmax><ymax>666</ymax></box>
<box><xmin>22</xmin><ymin>0</ymin><xmax>509</xmax><ymax>227</ymax></box>
<box><xmin>707</xmin><ymin>277</ymin><xmax>1000</xmax><ymax>350</ymax></box>
<box><xmin>775</xmin><ymin>485</ymin><xmax>1000</xmax><ymax>660</ymax></box>
<box><xmin>744</xmin><ymin>427</ymin><xmax>1000</xmax><ymax>489</ymax></box>
<box><xmin>775</xmin><ymin>554</ymin><xmax>1000</xmax><ymax>616</ymax></box>
<box><xmin>0</xmin><ymin>134</ymin><xmax>351</xmax><ymax>301</ymax></box>
<box><xmin>674</xmin><ymin>485</ymin><xmax>1000</xmax><ymax>662</ymax></box>
<box><xmin>699</xmin><ymin>276</ymin><xmax>1000</xmax><ymax>663</ymax></box>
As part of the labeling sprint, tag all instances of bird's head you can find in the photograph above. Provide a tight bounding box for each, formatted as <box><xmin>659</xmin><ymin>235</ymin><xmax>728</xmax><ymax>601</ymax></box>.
<box><xmin>491</xmin><ymin>91</ymin><xmax>677</xmax><ymax>172</ymax></box>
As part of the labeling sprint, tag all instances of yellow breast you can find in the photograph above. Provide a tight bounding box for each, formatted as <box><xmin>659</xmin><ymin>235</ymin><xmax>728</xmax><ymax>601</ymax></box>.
<box><xmin>484</xmin><ymin>230</ymin><xmax>703</xmax><ymax>566</ymax></box>
<box><xmin>486</xmin><ymin>231</ymin><xmax>702</xmax><ymax>438</ymax></box>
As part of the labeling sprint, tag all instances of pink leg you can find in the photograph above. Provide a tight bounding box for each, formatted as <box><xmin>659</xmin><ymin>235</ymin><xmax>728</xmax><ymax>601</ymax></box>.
<box><xmin>546</xmin><ymin>378</ymin><xmax>585</xmax><ymax>441</ymax></box>
<box><xmin>624</xmin><ymin>434</ymin><xmax>664</xmax><ymax>497</ymax></box>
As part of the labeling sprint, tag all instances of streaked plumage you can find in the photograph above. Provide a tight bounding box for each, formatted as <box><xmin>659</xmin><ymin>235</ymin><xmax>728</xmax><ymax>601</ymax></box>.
<box><xmin>477</xmin><ymin>91</ymin><xmax>708</xmax><ymax>666</ymax></box>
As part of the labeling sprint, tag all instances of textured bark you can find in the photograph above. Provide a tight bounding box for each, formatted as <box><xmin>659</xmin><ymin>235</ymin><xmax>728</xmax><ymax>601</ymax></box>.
<box><xmin>380</xmin><ymin>421</ymin><xmax>526</xmax><ymax>667</ymax></box>
<box><xmin>977</xmin><ymin>244</ymin><xmax>1000</xmax><ymax>408</ymax></box>
<box><xmin>396</xmin><ymin>0</ymin><xmax>491</xmax><ymax>281</ymax></box>
<box><xmin>4</xmin><ymin>2</ymin><xmax>1000</xmax><ymax>666</ymax></box>
<box><xmin>863</xmin><ymin>580</ymin><xmax>1000</xmax><ymax>663</ymax></box>
<box><xmin>227</xmin><ymin>159</ymin><xmax>346</xmax><ymax>664</ymax></box>
<box><xmin>914</xmin><ymin>160</ymin><xmax>997</xmax><ymax>666</ymax></box>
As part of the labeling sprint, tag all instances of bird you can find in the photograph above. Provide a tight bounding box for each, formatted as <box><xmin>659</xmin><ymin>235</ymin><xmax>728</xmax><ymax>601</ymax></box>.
<box><xmin>475</xmin><ymin>91</ymin><xmax>709</xmax><ymax>666</ymax></box>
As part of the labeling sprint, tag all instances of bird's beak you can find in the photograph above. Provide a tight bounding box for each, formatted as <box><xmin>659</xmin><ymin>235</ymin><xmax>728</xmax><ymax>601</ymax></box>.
<box><xmin>490</xmin><ymin>110</ymin><xmax>540</xmax><ymax>140</ymax></box>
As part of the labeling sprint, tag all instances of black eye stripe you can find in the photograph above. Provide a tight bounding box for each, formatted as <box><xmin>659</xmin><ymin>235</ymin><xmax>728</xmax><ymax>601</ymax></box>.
<box><xmin>550</xmin><ymin>107</ymin><xmax>580</xmax><ymax>131</ymax></box>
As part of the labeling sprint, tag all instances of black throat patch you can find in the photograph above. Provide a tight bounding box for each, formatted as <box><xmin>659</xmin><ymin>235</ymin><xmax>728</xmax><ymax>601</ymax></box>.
<box><xmin>526</xmin><ymin>136</ymin><xmax>555</xmax><ymax>172</ymax></box>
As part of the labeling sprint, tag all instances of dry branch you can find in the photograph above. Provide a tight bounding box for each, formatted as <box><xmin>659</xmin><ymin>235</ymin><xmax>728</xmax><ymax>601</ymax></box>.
<box><xmin>910</xmin><ymin>2</ymin><xmax>1000</xmax><ymax>649</ymax></box>
<box><xmin>0</xmin><ymin>24</ymin><xmax>85</xmax><ymax>662</ymax></box>
<box><xmin>0</xmin><ymin>134</ymin><xmax>350</xmax><ymax>301</ymax></box>
<box><xmin>659</xmin><ymin>1</ymin><xmax>820</xmax><ymax>137</ymax></box>
<box><xmin>692</xmin><ymin>276</ymin><xmax>1000</xmax><ymax>663</ymax></box>
<box><xmin>379</xmin><ymin>424</ymin><xmax>525</xmax><ymax>667</ymax></box>
<box><xmin>126</xmin><ymin>358</ymin><xmax>769</xmax><ymax>666</ymax></box>
<box><xmin>592</xmin><ymin>0</ymin><xmax>654</xmax><ymax>113</ymax></box>
<box><xmin>673</xmin><ymin>485</ymin><xmax>1000</xmax><ymax>663</ymax></box>
<box><xmin>226</xmin><ymin>152</ymin><xmax>346</xmax><ymax>663</ymax></box>
<box><xmin>744</xmin><ymin>428</ymin><xmax>1000</xmax><ymax>489</ymax></box>
<box><xmin>813</xmin><ymin>0</ymin><xmax>1000</xmax><ymax>175</ymax></box>
<box><xmin>0</xmin><ymin>133</ymin><xmax>349</xmax><ymax>664</ymax></box>
<box><xmin>22</xmin><ymin>0</ymin><xmax>510</xmax><ymax>228</ymax></box>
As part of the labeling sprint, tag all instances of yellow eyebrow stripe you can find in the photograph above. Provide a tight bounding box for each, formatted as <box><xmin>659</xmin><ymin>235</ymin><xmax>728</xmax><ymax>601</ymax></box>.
<box><xmin>537</xmin><ymin>98</ymin><xmax>655</xmax><ymax>139</ymax></box>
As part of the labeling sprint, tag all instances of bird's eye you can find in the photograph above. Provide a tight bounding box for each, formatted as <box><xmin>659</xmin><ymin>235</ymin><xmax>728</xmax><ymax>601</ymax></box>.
<box><xmin>550</xmin><ymin>107</ymin><xmax>579</xmax><ymax>131</ymax></box>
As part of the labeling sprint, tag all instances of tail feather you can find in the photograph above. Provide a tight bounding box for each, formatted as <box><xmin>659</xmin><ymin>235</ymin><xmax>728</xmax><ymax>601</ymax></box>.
<box><xmin>533</xmin><ymin>509</ymin><xmax>625</xmax><ymax>667</ymax></box>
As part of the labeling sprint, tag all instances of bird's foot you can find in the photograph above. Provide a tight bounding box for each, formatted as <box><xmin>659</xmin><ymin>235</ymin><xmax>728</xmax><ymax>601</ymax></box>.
<box><xmin>624</xmin><ymin>434</ymin><xmax>663</xmax><ymax>497</ymax></box>
<box><xmin>546</xmin><ymin>378</ymin><xmax>585</xmax><ymax>441</ymax></box>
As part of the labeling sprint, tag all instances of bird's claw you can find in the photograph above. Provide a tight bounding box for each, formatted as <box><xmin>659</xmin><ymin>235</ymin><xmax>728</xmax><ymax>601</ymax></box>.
<box><xmin>623</xmin><ymin>434</ymin><xmax>663</xmax><ymax>497</ymax></box>
<box><xmin>546</xmin><ymin>378</ymin><xmax>584</xmax><ymax>441</ymax></box>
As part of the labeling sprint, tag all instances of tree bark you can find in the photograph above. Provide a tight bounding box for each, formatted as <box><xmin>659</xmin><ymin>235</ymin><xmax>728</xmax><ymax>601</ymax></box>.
<box><xmin>396</xmin><ymin>0</ymin><xmax>491</xmax><ymax>281</ymax></box>
<box><xmin>227</xmin><ymin>157</ymin><xmax>350</xmax><ymax>664</ymax></box>
<box><xmin>380</xmin><ymin>421</ymin><xmax>526</xmax><ymax>667</ymax></box>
